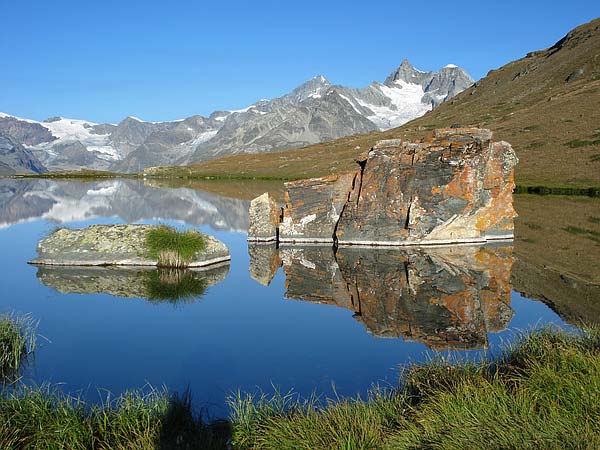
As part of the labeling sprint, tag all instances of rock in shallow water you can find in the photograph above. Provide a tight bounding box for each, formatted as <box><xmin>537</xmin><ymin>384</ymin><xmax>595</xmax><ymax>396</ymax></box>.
<box><xmin>29</xmin><ymin>224</ymin><xmax>230</xmax><ymax>268</ymax></box>
<box><xmin>248</xmin><ymin>128</ymin><xmax>518</xmax><ymax>246</ymax></box>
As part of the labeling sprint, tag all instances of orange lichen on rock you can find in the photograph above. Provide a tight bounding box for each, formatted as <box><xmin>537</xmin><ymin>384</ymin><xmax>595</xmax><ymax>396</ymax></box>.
<box><xmin>249</xmin><ymin>128</ymin><xmax>518</xmax><ymax>246</ymax></box>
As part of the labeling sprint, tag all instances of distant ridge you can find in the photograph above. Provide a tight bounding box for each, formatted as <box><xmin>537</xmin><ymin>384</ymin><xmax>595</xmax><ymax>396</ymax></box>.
<box><xmin>0</xmin><ymin>62</ymin><xmax>472</xmax><ymax>173</ymax></box>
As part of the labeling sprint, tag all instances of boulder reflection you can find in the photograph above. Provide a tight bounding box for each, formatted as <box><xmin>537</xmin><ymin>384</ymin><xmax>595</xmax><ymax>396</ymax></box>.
<box><xmin>249</xmin><ymin>244</ymin><xmax>514</xmax><ymax>349</ymax></box>
<box><xmin>36</xmin><ymin>264</ymin><xmax>229</xmax><ymax>305</ymax></box>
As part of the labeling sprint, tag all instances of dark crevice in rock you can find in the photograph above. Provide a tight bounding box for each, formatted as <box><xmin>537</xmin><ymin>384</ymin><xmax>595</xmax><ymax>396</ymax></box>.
<box><xmin>332</xmin><ymin>204</ymin><xmax>344</xmax><ymax>250</ymax></box>
<box><xmin>355</xmin><ymin>158</ymin><xmax>367</xmax><ymax>207</ymax></box>
<box><xmin>333</xmin><ymin>172</ymin><xmax>358</xmax><ymax>249</ymax></box>
<box><xmin>405</xmin><ymin>195</ymin><xmax>413</xmax><ymax>230</ymax></box>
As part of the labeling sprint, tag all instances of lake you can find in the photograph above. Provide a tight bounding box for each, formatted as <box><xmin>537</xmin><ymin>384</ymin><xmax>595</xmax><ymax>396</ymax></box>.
<box><xmin>0</xmin><ymin>178</ymin><xmax>598</xmax><ymax>418</ymax></box>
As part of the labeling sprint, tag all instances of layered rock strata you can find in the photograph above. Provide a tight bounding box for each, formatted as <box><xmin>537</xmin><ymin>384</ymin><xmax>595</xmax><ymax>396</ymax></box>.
<box><xmin>248</xmin><ymin>128</ymin><xmax>518</xmax><ymax>246</ymax></box>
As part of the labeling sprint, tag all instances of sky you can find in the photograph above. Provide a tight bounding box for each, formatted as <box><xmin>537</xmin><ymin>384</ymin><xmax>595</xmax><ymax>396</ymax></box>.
<box><xmin>1</xmin><ymin>0</ymin><xmax>598</xmax><ymax>124</ymax></box>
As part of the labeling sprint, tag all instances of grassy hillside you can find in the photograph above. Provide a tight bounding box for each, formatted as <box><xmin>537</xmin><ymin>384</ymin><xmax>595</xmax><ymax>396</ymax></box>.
<box><xmin>154</xmin><ymin>18</ymin><xmax>600</xmax><ymax>188</ymax></box>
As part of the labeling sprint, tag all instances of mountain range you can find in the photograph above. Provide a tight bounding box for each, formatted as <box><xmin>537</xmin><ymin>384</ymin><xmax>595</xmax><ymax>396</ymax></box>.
<box><xmin>179</xmin><ymin>18</ymin><xmax>600</xmax><ymax>190</ymax></box>
<box><xmin>0</xmin><ymin>61</ymin><xmax>472</xmax><ymax>174</ymax></box>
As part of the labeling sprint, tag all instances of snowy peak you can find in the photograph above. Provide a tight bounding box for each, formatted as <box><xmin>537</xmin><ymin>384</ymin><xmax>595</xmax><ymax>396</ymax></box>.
<box><xmin>422</xmin><ymin>65</ymin><xmax>474</xmax><ymax>107</ymax></box>
<box><xmin>383</xmin><ymin>59</ymin><xmax>433</xmax><ymax>87</ymax></box>
<box><xmin>284</xmin><ymin>75</ymin><xmax>331</xmax><ymax>103</ymax></box>
<box><xmin>377</xmin><ymin>60</ymin><xmax>474</xmax><ymax>110</ymax></box>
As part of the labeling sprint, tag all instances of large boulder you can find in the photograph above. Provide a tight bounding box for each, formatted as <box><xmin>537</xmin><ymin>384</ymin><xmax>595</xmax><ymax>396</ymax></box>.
<box><xmin>29</xmin><ymin>224</ymin><xmax>230</xmax><ymax>268</ymax></box>
<box><xmin>248</xmin><ymin>128</ymin><xmax>518</xmax><ymax>246</ymax></box>
<box><xmin>337</xmin><ymin>128</ymin><xmax>518</xmax><ymax>245</ymax></box>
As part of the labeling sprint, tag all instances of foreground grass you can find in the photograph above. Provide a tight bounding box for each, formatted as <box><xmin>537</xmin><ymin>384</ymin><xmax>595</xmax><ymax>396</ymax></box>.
<box><xmin>0</xmin><ymin>314</ymin><xmax>36</xmax><ymax>380</ymax></box>
<box><xmin>229</xmin><ymin>326</ymin><xmax>600</xmax><ymax>449</ymax></box>
<box><xmin>0</xmin><ymin>386</ymin><xmax>228</xmax><ymax>450</ymax></box>
<box><xmin>1</xmin><ymin>327</ymin><xmax>598</xmax><ymax>448</ymax></box>
<box><xmin>146</xmin><ymin>225</ymin><xmax>206</xmax><ymax>268</ymax></box>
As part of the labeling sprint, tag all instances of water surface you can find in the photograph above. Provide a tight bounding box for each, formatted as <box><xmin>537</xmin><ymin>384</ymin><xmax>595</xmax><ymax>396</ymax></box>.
<box><xmin>0</xmin><ymin>179</ymin><xmax>575</xmax><ymax>416</ymax></box>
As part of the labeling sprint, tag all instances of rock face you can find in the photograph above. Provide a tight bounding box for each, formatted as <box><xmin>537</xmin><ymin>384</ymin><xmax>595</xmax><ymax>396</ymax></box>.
<box><xmin>249</xmin><ymin>128</ymin><xmax>518</xmax><ymax>246</ymax></box>
<box><xmin>29</xmin><ymin>224</ymin><xmax>230</xmax><ymax>268</ymax></box>
<box><xmin>0</xmin><ymin>133</ymin><xmax>47</xmax><ymax>175</ymax></box>
<box><xmin>247</xmin><ymin>243</ymin><xmax>514</xmax><ymax>349</ymax></box>
<box><xmin>247</xmin><ymin>193</ymin><xmax>281</xmax><ymax>242</ymax></box>
<box><xmin>279</xmin><ymin>172</ymin><xmax>356</xmax><ymax>243</ymax></box>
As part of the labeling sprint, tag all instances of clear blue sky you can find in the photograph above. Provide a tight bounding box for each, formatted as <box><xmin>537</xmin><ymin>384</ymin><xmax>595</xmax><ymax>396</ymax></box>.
<box><xmin>1</xmin><ymin>1</ymin><xmax>597</xmax><ymax>124</ymax></box>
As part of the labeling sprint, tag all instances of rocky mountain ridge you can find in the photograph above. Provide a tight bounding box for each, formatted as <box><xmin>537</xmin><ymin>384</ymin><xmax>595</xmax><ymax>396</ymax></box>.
<box><xmin>0</xmin><ymin>133</ymin><xmax>47</xmax><ymax>175</ymax></box>
<box><xmin>0</xmin><ymin>61</ymin><xmax>472</xmax><ymax>173</ymax></box>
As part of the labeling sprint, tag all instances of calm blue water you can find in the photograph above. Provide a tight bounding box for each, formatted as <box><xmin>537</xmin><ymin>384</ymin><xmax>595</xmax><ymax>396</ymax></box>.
<box><xmin>0</xmin><ymin>179</ymin><xmax>568</xmax><ymax>417</ymax></box>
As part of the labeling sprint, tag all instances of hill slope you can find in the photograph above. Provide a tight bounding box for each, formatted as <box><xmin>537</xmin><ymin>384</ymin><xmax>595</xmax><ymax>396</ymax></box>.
<box><xmin>173</xmin><ymin>18</ymin><xmax>600</xmax><ymax>188</ymax></box>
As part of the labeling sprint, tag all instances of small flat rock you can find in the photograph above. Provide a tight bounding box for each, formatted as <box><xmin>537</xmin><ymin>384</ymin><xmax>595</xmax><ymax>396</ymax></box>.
<box><xmin>29</xmin><ymin>224</ymin><xmax>230</xmax><ymax>268</ymax></box>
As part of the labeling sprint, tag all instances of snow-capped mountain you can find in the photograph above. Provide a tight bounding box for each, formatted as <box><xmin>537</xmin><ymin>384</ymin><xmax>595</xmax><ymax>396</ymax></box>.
<box><xmin>0</xmin><ymin>60</ymin><xmax>473</xmax><ymax>173</ymax></box>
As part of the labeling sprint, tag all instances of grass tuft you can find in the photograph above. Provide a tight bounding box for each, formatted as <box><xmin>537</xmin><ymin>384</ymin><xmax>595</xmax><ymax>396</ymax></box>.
<box><xmin>0</xmin><ymin>313</ymin><xmax>37</xmax><ymax>380</ymax></box>
<box><xmin>146</xmin><ymin>225</ymin><xmax>206</xmax><ymax>268</ymax></box>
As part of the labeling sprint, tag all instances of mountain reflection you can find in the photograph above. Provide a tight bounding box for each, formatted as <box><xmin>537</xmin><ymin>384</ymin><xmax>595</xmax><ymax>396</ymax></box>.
<box><xmin>36</xmin><ymin>265</ymin><xmax>229</xmax><ymax>304</ymax></box>
<box><xmin>0</xmin><ymin>178</ymin><xmax>249</xmax><ymax>231</ymax></box>
<box><xmin>249</xmin><ymin>244</ymin><xmax>514</xmax><ymax>349</ymax></box>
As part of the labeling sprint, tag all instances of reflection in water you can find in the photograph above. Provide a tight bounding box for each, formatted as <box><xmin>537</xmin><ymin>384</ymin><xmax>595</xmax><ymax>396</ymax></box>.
<box><xmin>36</xmin><ymin>265</ymin><xmax>229</xmax><ymax>304</ymax></box>
<box><xmin>0</xmin><ymin>178</ymin><xmax>575</xmax><ymax>415</ymax></box>
<box><xmin>249</xmin><ymin>244</ymin><xmax>514</xmax><ymax>350</ymax></box>
<box><xmin>248</xmin><ymin>243</ymin><xmax>282</xmax><ymax>286</ymax></box>
<box><xmin>0</xmin><ymin>178</ymin><xmax>249</xmax><ymax>231</ymax></box>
